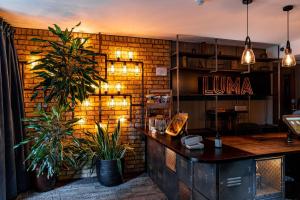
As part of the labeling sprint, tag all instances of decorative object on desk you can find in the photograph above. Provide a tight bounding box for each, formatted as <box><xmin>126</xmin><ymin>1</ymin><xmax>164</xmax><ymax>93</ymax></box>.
<box><xmin>29</xmin><ymin>22</ymin><xmax>106</xmax><ymax>107</ymax></box>
<box><xmin>165</xmin><ymin>113</ymin><xmax>188</xmax><ymax>136</ymax></box>
<box><xmin>154</xmin><ymin>115</ymin><xmax>167</xmax><ymax>134</ymax></box>
<box><xmin>282</xmin><ymin>115</ymin><xmax>300</xmax><ymax>141</ymax></box>
<box><xmin>181</xmin><ymin>135</ymin><xmax>204</xmax><ymax>150</ymax></box>
<box><xmin>78</xmin><ymin>120</ymin><xmax>132</xmax><ymax>187</ymax></box>
<box><xmin>14</xmin><ymin>105</ymin><xmax>81</xmax><ymax>192</ymax></box>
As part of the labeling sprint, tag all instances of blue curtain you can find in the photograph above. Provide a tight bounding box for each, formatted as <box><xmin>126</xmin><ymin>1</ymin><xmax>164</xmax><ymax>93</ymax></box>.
<box><xmin>0</xmin><ymin>18</ymin><xmax>29</xmax><ymax>200</ymax></box>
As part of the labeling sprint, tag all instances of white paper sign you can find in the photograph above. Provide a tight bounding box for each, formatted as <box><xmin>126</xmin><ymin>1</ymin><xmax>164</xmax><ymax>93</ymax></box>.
<box><xmin>156</xmin><ymin>67</ymin><xmax>168</xmax><ymax>76</ymax></box>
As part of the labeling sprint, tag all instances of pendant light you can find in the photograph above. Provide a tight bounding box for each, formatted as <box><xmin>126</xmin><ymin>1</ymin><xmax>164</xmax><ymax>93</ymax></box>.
<box><xmin>241</xmin><ymin>0</ymin><xmax>255</xmax><ymax>65</ymax></box>
<box><xmin>282</xmin><ymin>5</ymin><xmax>296</xmax><ymax>67</ymax></box>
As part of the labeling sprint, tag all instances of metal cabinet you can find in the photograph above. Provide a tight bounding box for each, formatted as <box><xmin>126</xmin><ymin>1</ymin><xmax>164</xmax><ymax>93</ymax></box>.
<box><xmin>194</xmin><ymin>159</ymin><xmax>254</xmax><ymax>200</ymax></box>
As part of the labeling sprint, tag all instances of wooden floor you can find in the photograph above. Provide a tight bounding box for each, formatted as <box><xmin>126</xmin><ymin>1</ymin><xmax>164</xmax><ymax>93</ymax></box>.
<box><xmin>17</xmin><ymin>174</ymin><xmax>167</xmax><ymax>200</ymax></box>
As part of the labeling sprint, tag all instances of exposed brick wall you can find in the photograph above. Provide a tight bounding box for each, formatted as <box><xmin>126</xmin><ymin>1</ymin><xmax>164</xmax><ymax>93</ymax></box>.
<box><xmin>14</xmin><ymin>27</ymin><xmax>171</xmax><ymax>176</ymax></box>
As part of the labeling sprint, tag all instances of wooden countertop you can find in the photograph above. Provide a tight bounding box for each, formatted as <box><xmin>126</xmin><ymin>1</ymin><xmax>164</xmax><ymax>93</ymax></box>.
<box><xmin>144</xmin><ymin>131</ymin><xmax>300</xmax><ymax>162</ymax></box>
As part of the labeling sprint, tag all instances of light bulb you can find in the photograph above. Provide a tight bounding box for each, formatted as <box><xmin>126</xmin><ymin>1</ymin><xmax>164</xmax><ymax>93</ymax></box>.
<box><xmin>122</xmin><ymin>97</ymin><xmax>128</xmax><ymax>106</ymax></box>
<box><xmin>282</xmin><ymin>52</ymin><xmax>296</xmax><ymax>67</ymax></box>
<box><xmin>110</xmin><ymin>63</ymin><xmax>115</xmax><ymax>74</ymax></box>
<box><xmin>119</xmin><ymin>116</ymin><xmax>126</xmax><ymax>123</ymax></box>
<box><xmin>103</xmin><ymin>83</ymin><xmax>109</xmax><ymax>94</ymax></box>
<box><xmin>116</xmin><ymin>50</ymin><xmax>121</xmax><ymax>60</ymax></box>
<box><xmin>116</xmin><ymin>83</ymin><xmax>121</xmax><ymax>93</ymax></box>
<box><xmin>91</xmin><ymin>84</ymin><xmax>98</xmax><ymax>93</ymax></box>
<box><xmin>82</xmin><ymin>99</ymin><xmax>91</xmax><ymax>107</ymax></box>
<box><xmin>128</xmin><ymin>51</ymin><xmax>134</xmax><ymax>60</ymax></box>
<box><xmin>109</xmin><ymin>97</ymin><xmax>115</xmax><ymax>107</ymax></box>
<box><xmin>134</xmin><ymin>64</ymin><xmax>140</xmax><ymax>75</ymax></box>
<box><xmin>241</xmin><ymin>48</ymin><xmax>255</xmax><ymax>65</ymax></box>
<box><xmin>78</xmin><ymin>118</ymin><xmax>86</xmax><ymax>125</ymax></box>
<box><xmin>123</xmin><ymin>63</ymin><xmax>127</xmax><ymax>74</ymax></box>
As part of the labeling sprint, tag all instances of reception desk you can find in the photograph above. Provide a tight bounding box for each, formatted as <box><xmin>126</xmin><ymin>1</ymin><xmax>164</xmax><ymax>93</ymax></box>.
<box><xmin>145</xmin><ymin>132</ymin><xmax>300</xmax><ymax>200</ymax></box>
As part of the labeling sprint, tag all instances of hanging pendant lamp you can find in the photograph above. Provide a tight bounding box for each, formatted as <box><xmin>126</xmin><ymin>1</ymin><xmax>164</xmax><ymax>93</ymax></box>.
<box><xmin>282</xmin><ymin>5</ymin><xmax>296</xmax><ymax>67</ymax></box>
<box><xmin>241</xmin><ymin>0</ymin><xmax>255</xmax><ymax>65</ymax></box>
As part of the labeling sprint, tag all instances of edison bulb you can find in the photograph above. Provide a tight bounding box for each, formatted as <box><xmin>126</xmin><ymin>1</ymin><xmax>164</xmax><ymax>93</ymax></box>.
<box><xmin>116</xmin><ymin>50</ymin><xmax>121</xmax><ymax>60</ymax></box>
<box><xmin>134</xmin><ymin>64</ymin><xmax>140</xmax><ymax>75</ymax></box>
<box><xmin>123</xmin><ymin>63</ymin><xmax>127</xmax><ymax>74</ymax></box>
<box><xmin>119</xmin><ymin>116</ymin><xmax>126</xmax><ymax>123</ymax></box>
<box><xmin>282</xmin><ymin>52</ymin><xmax>296</xmax><ymax>67</ymax></box>
<box><xmin>82</xmin><ymin>99</ymin><xmax>91</xmax><ymax>107</ymax></box>
<box><xmin>116</xmin><ymin>83</ymin><xmax>121</xmax><ymax>93</ymax></box>
<box><xmin>110</xmin><ymin>63</ymin><xmax>115</xmax><ymax>74</ymax></box>
<box><xmin>122</xmin><ymin>98</ymin><xmax>128</xmax><ymax>106</ymax></box>
<box><xmin>241</xmin><ymin>48</ymin><xmax>255</xmax><ymax>65</ymax></box>
<box><xmin>103</xmin><ymin>83</ymin><xmax>109</xmax><ymax>93</ymax></box>
<box><xmin>128</xmin><ymin>51</ymin><xmax>134</xmax><ymax>60</ymax></box>
<box><xmin>109</xmin><ymin>97</ymin><xmax>115</xmax><ymax>107</ymax></box>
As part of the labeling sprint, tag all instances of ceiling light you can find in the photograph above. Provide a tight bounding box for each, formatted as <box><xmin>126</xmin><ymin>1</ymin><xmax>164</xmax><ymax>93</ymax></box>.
<box><xmin>282</xmin><ymin>5</ymin><xmax>296</xmax><ymax>67</ymax></box>
<box><xmin>241</xmin><ymin>0</ymin><xmax>255</xmax><ymax>65</ymax></box>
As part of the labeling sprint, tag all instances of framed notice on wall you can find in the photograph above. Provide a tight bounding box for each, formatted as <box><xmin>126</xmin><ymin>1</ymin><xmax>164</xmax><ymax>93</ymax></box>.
<box><xmin>156</xmin><ymin>67</ymin><xmax>168</xmax><ymax>76</ymax></box>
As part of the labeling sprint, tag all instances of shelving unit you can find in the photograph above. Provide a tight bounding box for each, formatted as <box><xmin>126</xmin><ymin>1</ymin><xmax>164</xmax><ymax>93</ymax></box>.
<box><xmin>171</xmin><ymin>34</ymin><xmax>280</xmax><ymax>134</ymax></box>
<box><xmin>145</xmin><ymin>89</ymin><xmax>173</xmax><ymax>130</ymax></box>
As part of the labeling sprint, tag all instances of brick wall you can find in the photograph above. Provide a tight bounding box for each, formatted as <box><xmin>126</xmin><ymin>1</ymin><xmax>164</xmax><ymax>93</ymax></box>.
<box><xmin>14</xmin><ymin>27</ymin><xmax>171</xmax><ymax>176</ymax></box>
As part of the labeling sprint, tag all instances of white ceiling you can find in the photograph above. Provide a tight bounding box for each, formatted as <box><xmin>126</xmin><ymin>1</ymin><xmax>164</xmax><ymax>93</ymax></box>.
<box><xmin>1</xmin><ymin>0</ymin><xmax>300</xmax><ymax>47</ymax></box>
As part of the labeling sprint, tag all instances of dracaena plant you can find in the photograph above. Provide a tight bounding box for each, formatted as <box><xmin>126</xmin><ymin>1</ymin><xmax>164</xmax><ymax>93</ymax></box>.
<box><xmin>30</xmin><ymin>22</ymin><xmax>106</xmax><ymax>107</ymax></box>
<box><xmin>78</xmin><ymin>120</ymin><xmax>132</xmax><ymax>171</ymax></box>
<box><xmin>14</xmin><ymin>105</ymin><xmax>81</xmax><ymax>178</ymax></box>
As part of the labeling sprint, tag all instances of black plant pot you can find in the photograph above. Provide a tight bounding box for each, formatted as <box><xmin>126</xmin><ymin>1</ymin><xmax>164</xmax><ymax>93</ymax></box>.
<box><xmin>96</xmin><ymin>159</ymin><xmax>124</xmax><ymax>187</ymax></box>
<box><xmin>34</xmin><ymin>173</ymin><xmax>56</xmax><ymax>192</ymax></box>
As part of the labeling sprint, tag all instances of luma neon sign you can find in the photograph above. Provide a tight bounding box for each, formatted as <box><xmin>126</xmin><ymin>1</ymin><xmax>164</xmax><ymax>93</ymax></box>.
<box><xmin>202</xmin><ymin>76</ymin><xmax>253</xmax><ymax>95</ymax></box>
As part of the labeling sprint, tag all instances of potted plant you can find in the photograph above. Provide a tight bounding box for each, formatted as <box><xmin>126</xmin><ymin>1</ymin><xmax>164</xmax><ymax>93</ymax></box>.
<box><xmin>79</xmin><ymin>120</ymin><xmax>132</xmax><ymax>186</ymax></box>
<box><xmin>14</xmin><ymin>105</ymin><xmax>81</xmax><ymax>191</ymax></box>
<box><xmin>30</xmin><ymin>22</ymin><xmax>106</xmax><ymax>107</ymax></box>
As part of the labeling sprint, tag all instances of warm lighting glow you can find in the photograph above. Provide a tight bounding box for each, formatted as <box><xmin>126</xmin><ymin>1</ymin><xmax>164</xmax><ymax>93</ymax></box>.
<box><xmin>123</xmin><ymin>62</ymin><xmax>127</xmax><ymax>74</ymax></box>
<box><xmin>122</xmin><ymin>97</ymin><xmax>128</xmax><ymax>107</ymax></box>
<box><xmin>82</xmin><ymin>99</ymin><xmax>91</xmax><ymax>107</ymax></box>
<box><xmin>281</xmin><ymin>6</ymin><xmax>296</xmax><ymax>67</ymax></box>
<box><xmin>110</xmin><ymin>62</ymin><xmax>115</xmax><ymax>74</ymax></box>
<box><xmin>241</xmin><ymin>47</ymin><xmax>255</xmax><ymax>65</ymax></box>
<box><xmin>282</xmin><ymin>52</ymin><xmax>296</xmax><ymax>67</ymax></box>
<box><xmin>134</xmin><ymin>64</ymin><xmax>140</xmax><ymax>75</ymax></box>
<box><xmin>119</xmin><ymin>116</ymin><xmax>126</xmax><ymax>123</ymax></box>
<box><xmin>109</xmin><ymin>96</ymin><xmax>115</xmax><ymax>107</ymax></box>
<box><xmin>128</xmin><ymin>51</ymin><xmax>134</xmax><ymax>60</ymax></box>
<box><xmin>78</xmin><ymin>118</ymin><xmax>86</xmax><ymax>125</ymax></box>
<box><xmin>116</xmin><ymin>50</ymin><xmax>121</xmax><ymax>60</ymax></box>
<box><xmin>103</xmin><ymin>83</ymin><xmax>109</xmax><ymax>93</ymax></box>
<box><xmin>116</xmin><ymin>83</ymin><xmax>121</xmax><ymax>93</ymax></box>
<box><xmin>91</xmin><ymin>84</ymin><xmax>99</xmax><ymax>93</ymax></box>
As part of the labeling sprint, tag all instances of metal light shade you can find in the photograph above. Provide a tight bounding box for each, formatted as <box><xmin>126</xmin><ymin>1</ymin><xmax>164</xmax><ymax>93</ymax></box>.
<box><xmin>282</xmin><ymin>42</ymin><xmax>296</xmax><ymax>67</ymax></box>
<box><xmin>241</xmin><ymin>36</ymin><xmax>255</xmax><ymax>65</ymax></box>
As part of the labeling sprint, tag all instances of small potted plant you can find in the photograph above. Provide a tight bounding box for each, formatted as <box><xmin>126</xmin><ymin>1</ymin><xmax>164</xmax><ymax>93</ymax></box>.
<box><xmin>79</xmin><ymin>120</ymin><xmax>132</xmax><ymax>186</ymax></box>
<box><xmin>14</xmin><ymin>105</ymin><xmax>80</xmax><ymax>191</ymax></box>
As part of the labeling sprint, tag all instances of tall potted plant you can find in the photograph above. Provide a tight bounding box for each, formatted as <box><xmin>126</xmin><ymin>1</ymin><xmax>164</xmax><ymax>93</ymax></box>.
<box><xmin>79</xmin><ymin>120</ymin><xmax>132</xmax><ymax>186</ymax></box>
<box><xmin>30</xmin><ymin>22</ymin><xmax>106</xmax><ymax>107</ymax></box>
<box><xmin>14</xmin><ymin>105</ymin><xmax>81</xmax><ymax>191</ymax></box>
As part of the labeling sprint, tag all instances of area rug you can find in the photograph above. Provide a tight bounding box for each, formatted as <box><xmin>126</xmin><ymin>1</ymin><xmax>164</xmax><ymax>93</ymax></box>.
<box><xmin>18</xmin><ymin>174</ymin><xmax>167</xmax><ymax>200</ymax></box>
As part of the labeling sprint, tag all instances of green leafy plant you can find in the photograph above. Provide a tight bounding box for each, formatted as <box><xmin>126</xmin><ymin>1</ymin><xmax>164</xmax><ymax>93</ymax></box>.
<box><xmin>14</xmin><ymin>105</ymin><xmax>81</xmax><ymax>178</ymax></box>
<box><xmin>78</xmin><ymin>120</ymin><xmax>132</xmax><ymax>169</ymax></box>
<box><xmin>30</xmin><ymin>22</ymin><xmax>106</xmax><ymax>107</ymax></box>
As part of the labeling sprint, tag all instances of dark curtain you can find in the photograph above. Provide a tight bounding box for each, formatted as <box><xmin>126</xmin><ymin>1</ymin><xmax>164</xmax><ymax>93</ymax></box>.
<box><xmin>0</xmin><ymin>18</ymin><xmax>29</xmax><ymax>200</ymax></box>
